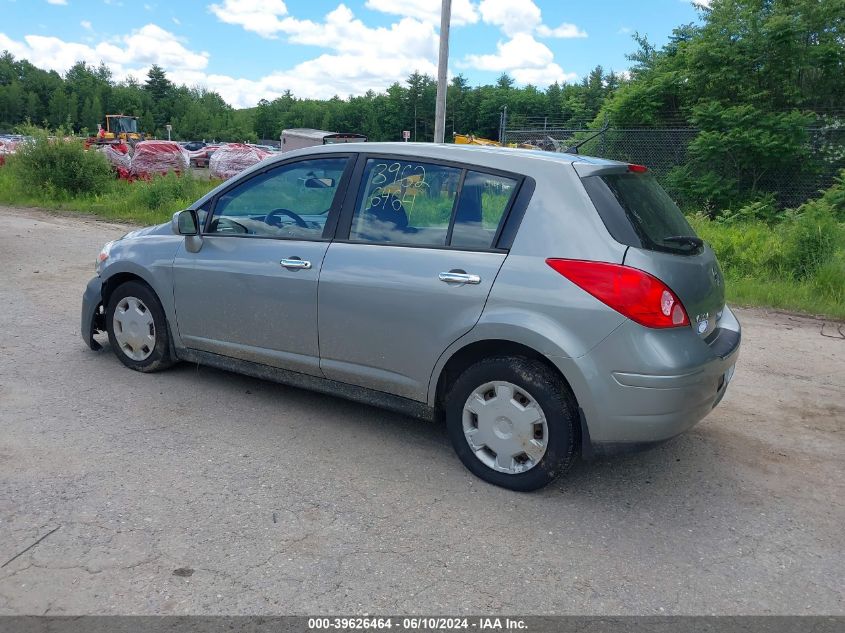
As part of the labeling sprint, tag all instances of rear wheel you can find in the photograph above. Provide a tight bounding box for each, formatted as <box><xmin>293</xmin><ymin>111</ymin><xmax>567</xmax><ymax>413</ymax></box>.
<box><xmin>444</xmin><ymin>356</ymin><xmax>577</xmax><ymax>491</ymax></box>
<box><xmin>106</xmin><ymin>280</ymin><xmax>174</xmax><ymax>372</ymax></box>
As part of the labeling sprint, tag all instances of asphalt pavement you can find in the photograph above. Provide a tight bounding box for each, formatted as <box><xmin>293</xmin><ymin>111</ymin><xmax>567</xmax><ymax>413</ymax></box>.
<box><xmin>0</xmin><ymin>207</ymin><xmax>842</xmax><ymax>615</ymax></box>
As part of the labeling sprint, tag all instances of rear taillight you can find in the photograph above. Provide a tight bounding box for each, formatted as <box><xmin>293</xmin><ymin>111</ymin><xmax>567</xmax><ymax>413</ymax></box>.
<box><xmin>545</xmin><ymin>259</ymin><xmax>689</xmax><ymax>328</ymax></box>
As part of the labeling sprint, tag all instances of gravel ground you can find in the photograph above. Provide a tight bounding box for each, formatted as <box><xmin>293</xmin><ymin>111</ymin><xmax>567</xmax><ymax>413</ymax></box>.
<box><xmin>0</xmin><ymin>207</ymin><xmax>843</xmax><ymax>615</ymax></box>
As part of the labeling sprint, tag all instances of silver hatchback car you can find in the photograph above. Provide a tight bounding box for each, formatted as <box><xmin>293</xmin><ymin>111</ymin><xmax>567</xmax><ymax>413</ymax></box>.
<box><xmin>81</xmin><ymin>143</ymin><xmax>740</xmax><ymax>491</ymax></box>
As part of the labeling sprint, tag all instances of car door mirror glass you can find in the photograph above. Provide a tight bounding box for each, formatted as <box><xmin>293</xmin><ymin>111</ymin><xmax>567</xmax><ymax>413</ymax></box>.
<box><xmin>176</xmin><ymin>209</ymin><xmax>199</xmax><ymax>235</ymax></box>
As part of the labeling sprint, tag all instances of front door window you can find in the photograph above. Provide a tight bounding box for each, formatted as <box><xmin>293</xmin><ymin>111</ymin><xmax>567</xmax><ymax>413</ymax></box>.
<box><xmin>208</xmin><ymin>157</ymin><xmax>349</xmax><ymax>239</ymax></box>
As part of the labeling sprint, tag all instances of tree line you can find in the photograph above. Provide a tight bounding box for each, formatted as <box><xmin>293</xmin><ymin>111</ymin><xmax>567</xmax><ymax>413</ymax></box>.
<box><xmin>0</xmin><ymin>59</ymin><xmax>255</xmax><ymax>141</ymax></box>
<box><xmin>1</xmin><ymin>0</ymin><xmax>843</xmax><ymax>210</ymax></box>
<box><xmin>0</xmin><ymin>53</ymin><xmax>619</xmax><ymax>143</ymax></box>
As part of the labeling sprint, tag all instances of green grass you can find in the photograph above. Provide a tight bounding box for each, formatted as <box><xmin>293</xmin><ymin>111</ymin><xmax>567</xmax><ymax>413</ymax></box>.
<box><xmin>0</xmin><ymin>166</ymin><xmax>220</xmax><ymax>225</ymax></box>
<box><xmin>691</xmin><ymin>215</ymin><xmax>845</xmax><ymax>320</ymax></box>
<box><xmin>723</xmin><ymin>274</ymin><xmax>845</xmax><ymax>320</ymax></box>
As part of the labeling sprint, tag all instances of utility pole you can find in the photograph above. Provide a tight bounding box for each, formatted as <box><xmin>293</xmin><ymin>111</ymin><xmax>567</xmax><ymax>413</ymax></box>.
<box><xmin>433</xmin><ymin>0</ymin><xmax>451</xmax><ymax>144</ymax></box>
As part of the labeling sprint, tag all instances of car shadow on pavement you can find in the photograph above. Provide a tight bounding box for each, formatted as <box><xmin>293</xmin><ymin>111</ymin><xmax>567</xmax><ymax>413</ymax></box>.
<box><xmin>93</xmin><ymin>341</ymin><xmax>751</xmax><ymax>520</ymax></box>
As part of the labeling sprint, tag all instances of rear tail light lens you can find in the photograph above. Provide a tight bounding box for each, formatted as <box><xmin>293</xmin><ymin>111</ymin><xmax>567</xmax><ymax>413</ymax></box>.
<box><xmin>545</xmin><ymin>258</ymin><xmax>689</xmax><ymax>328</ymax></box>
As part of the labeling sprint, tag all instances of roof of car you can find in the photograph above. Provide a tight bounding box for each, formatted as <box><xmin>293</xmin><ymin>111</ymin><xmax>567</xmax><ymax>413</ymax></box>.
<box><xmin>273</xmin><ymin>141</ymin><xmax>625</xmax><ymax>170</ymax></box>
<box><xmin>193</xmin><ymin>142</ymin><xmax>627</xmax><ymax>210</ymax></box>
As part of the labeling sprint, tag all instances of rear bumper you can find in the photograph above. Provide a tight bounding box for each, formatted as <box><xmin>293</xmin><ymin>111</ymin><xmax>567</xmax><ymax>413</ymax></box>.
<box><xmin>559</xmin><ymin>306</ymin><xmax>741</xmax><ymax>453</ymax></box>
<box><xmin>81</xmin><ymin>276</ymin><xmax>104</xmax><ymax>350</ymax></box>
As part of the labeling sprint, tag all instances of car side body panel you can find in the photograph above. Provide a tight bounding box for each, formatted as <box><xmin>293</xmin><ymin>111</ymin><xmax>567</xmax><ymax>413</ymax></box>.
<box><xmin>318</xmin><ymin>243</ymin><xmax>507</xmax><ymax>401</ymax></box>
<box><xmin>172</xmin><ymin>237</ymin><xmax>330</xmax><ymax>376</ymax></box>
<box><xmin>425</xmin><ymin>160</ymin><xmax>628</xmax><ymax>405</ymax></box>
<box><xmin>96</xmin><ymin>231</ymin><xmax>183</xmax><ymax>340</ymax></box>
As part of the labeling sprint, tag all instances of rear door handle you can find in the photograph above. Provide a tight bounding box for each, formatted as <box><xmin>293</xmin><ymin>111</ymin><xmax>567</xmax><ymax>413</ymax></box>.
<box><xmin>280</xmin><ymin>258</ymin><xmax>311</xmax><ymax>270</ymax></box>
<box><xmin>439</xmin><ymin>271</ymin><xmax>481</xmax><ymax>285</ymax></box>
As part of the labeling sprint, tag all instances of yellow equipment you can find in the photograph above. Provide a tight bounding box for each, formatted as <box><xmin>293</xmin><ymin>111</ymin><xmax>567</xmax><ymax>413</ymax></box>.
<box><xmin>453</xmin><ymin>133</ymin><xmax>539</xmax><ymax>150</ymax></box>
<box><xmin>454</xmin><ymin>133</ymin><xmax>501</xmax><ymax>146</ymax></box>
<box><xmin>86</xmin><ymin>115</ymin><xmax>144</xmax><ymax>149</ymax></box>
<box><xmin>101</xmin><ymin>115</ymin><xmax>142</xmax><ymax>142</ymax></box>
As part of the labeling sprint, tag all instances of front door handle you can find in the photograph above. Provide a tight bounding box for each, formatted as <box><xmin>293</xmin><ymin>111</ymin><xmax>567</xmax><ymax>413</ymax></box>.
<box><xmin>280</xmin><ymin>257</ymin><xmax>312</xmax><ymax>270</ymax></box>
<box><xmin>439</xmin><ymin>271</ymin><xmax>481</xmax><ymax>285</ymax></box>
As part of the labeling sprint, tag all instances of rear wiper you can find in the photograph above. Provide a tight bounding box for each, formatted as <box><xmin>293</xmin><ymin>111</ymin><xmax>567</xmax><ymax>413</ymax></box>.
<box><xmin>663</xmin><ymin>235</ymin><xmax>704</xmax><ymax>249</ymax></box>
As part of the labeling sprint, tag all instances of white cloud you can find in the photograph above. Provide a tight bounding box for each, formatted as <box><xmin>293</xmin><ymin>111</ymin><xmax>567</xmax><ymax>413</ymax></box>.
<box><xmin>511</xmin><ymin>64</ymin><xmax>577</xmax><ymax>86</ymax></box>
<box><xmin>468</xmin><ymin>0</ymin><xmax>583</xmax><ymax>86</ymax></box>
<box><xmin>463</xmin><ymin>32</ymin><xmax>550</xmax><ymax>72</ymax></box>
<box><xmin>0</xmin><ymin>24</ymin><xmax>207</xmax><ymax>79</ymax></box>
<box><xmin>364</xmin><ymin>0</ymin><xmax>478</xmax><ymax>26</ymax></box>
<box><xmin>462</xmin><ymin>0</ymin><xmax>584</xmax><ymax>87</ymax></box>
<box><xmin>208</xmin><ymin>0</ymin><xmax>291</xmax><ymax>38</ymax></box>
<box><xmin>80</xmin><ymin>20</ymin><xmax>92</xmax><ymax>30</ymax></box>
<box><xmin>478</xmin><ymin>0</ymin><xmax>541</xmax><ymax>37</ymax></box>
<box><xmin>461</xmin><ymin>33</ymin><xmax>575</xmax><ymax>87</ymax></box>
<box><xmin>536</xmin><ymin>22</ymin><xmax>587</xmax><ymax>39</ymax></box>
<box><xmin>209</xmin><ymin>0</ymin><xmax>438</xmax><ymax>61</ymax></box>
<box><xmin>47</xmin><ymin>0</ymin><xmax>68</xmax><ymax>4</ymax></box>
<box><xmin>122</xmin><ymin>23</ymin><xmax>209</xmax><ymax>70</ymax></box>
<box><xmin>477</xmin><ymin>0</ymin><xmax>586</xmax><ymax>38</ymax></box>
<box><xmin>270</xmin><ymin>5</ymin><xmax>436</xmax><ymax>58</ymax></box>
<box><xmin>204</xmin><ymin>2</ymin><xmax>440</xmax><ymax>102</ymax></box>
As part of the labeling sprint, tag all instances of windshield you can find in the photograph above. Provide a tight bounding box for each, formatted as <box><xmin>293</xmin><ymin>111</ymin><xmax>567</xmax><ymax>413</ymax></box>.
<box><xmin>582</xmin><ymin>172</ymin><xmax>698</xmax><ymax>254</ymax></box>
<box><xmin>110</xmin><ymin>117</ymin><xmax>138</xmax><ymax>134</ymax></box>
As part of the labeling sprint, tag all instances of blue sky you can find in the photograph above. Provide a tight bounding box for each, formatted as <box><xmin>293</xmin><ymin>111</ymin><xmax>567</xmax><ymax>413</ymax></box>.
<box><xmin>0</xmin><ymin>0</ymin><xmax>707</xmax><ymax>107</ymax></box>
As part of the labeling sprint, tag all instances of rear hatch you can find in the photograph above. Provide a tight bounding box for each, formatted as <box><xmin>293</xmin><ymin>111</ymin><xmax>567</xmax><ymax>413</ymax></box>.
<box><xmin>577</xmin><ymin>163</ymin><xmax>725</xmax><ymax>338</ymax></box>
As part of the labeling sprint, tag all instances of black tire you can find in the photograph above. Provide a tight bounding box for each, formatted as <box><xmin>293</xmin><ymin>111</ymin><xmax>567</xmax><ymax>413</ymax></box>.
<box><xmin>106</xmin><ymin>280</ymin><xmax>175</xmax><ymax>373</ymax></box>
<box><xmin>444</xmin><ymin>356</ymin><xmax>578</xmax><ymax>491</ymax></box>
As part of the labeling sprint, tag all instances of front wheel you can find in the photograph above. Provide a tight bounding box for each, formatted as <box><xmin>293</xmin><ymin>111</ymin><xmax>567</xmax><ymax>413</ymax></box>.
<box><xmin>106</xmin><ymin>280</ymin><xmax>174</xmax><ymax>372</ymax></box>
<box><xmin>444</xmin><ymin>357</ymin><xmax>578</xmax><ymax>491</ymax></box>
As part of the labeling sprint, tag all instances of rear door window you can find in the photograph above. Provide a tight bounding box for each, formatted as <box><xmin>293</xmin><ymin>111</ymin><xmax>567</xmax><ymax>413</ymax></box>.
<box><xmin>348</xmin><ymin>158</ymin><xmax>520</xmax><ymax>250</ymax></box>
<box><xmin>350</xmin><ymin>159</ymin><xmax>462</xmax><ymax>246</ymax></box>
<box><xmin>582</xmin><ymin>172</ymin><xmax>699</xmax><ymax>254</ymax></box>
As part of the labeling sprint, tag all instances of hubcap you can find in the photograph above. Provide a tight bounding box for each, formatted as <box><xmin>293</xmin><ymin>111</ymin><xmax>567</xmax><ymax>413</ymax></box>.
<box><xmin>113</xmin><ymin>296</ymin><xmax>155</xmax><ymax>361</ymax></box>
<box><xmin>462</xmin><ymin>381</ymin><xmax>548</xmax><ymax>475</ymax></box>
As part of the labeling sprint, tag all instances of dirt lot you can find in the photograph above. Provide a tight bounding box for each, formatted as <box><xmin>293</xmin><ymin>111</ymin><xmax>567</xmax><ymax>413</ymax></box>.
<box><xmin>0</xmin><ymin>206</ymin><xmax>843</xmax><ymax>615</ymax></box>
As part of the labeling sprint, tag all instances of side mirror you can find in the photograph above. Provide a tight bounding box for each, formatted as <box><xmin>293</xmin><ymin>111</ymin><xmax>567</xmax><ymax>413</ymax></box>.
<box><xmin>172</xmin><ymin>209</ymin><xmax>199</xmax><ymax>235</ymax></box>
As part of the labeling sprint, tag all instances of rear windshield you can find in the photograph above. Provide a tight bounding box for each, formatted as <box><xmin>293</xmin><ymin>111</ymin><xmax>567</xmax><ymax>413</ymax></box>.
<box><xmin>582</xmin><ymin>172</ymin><xmax>699</xmax><ymax>254</ymax></box>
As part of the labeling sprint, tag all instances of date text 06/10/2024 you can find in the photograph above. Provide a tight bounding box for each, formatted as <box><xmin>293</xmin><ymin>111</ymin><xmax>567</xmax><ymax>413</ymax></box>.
<box><xmin>306</xmin><ymin>617</ymin><xmax>528</xmax><ymax>630</ymax></box>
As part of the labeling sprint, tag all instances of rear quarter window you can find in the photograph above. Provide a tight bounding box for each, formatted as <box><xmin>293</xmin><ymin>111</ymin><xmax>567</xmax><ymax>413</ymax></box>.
<box><xmin>450</xmin><ymin>171</ymin><xmax>518</xmax><ymax>249</ymax></box>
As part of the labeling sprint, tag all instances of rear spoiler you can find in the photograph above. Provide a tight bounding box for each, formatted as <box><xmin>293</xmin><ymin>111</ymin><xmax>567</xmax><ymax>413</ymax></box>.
<box><xmin>573</xmin><ymin>162</ymin><xmax>649</xmax><ymax>178</ymax></box>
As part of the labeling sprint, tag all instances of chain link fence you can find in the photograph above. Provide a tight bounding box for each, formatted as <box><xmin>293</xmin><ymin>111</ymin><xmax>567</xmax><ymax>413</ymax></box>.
<box><xmin>501</xmin><ymin>121</ymin><xmax>845</xmax><ymax>209</ymax></box>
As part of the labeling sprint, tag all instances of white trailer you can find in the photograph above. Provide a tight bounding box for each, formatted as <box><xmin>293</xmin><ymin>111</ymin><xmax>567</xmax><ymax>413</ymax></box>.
<box><xmin>281</xmin><ymin>128</ymin><xmax>367</xmax><ymax>153</ymax></box>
